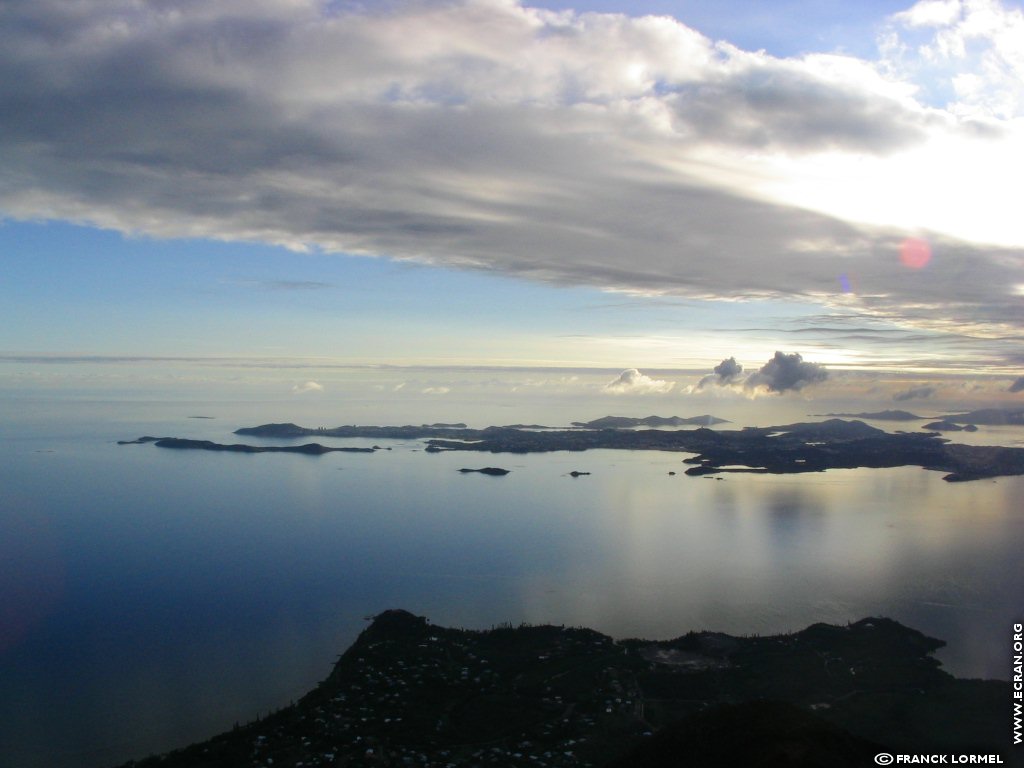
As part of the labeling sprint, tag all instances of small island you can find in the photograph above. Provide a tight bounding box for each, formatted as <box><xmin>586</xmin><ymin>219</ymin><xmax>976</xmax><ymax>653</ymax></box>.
<box><xmin>117</xmin><ymin>437</ymin><xmax>375</xmax><ymax>454</ymax></box>
<box><xmin>922</xmin><ymin>421</ymin><xmax>978</xmax><ymax>432</ymax></box>
<box><xmin>811</xmin><ymin>410</ymin><xmax>924</xmax><ymax>421</ymax></box>
<box><xmin>117</xmin><ymin>610</ymin><xmax>1011</xmax><ymax>768</ymax></box>
<box><xmin>458</xmin><ymin>467</ymin><xmax>511</xmax><ymax>476</ymax></box>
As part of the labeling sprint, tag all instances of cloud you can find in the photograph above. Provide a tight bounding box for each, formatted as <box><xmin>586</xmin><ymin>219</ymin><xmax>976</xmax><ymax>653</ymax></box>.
<box><xmin>893</xmin><ymin>384</ymin><xmax>936</xmax><ymax>401</ymax></box>
<box><xmin>698</xmin><ymin>356</ymin><xmax>744</xmax><ymax>389</ymax></box>
<box><xmin>422</xmin><ymin>386</ymin><xmax>450</xmax><ymax>395</ymax></box>
<box><xmin>893</xmin><ymin>0</ymin><xmax>963</xmax><ymax>28</ymax></box>
<box><xmin>884</xmin><ymin>0</ymin><xmax>1024</xmax><ymax>119</ymax></box>
<box><xmin>603</xmin><ymin>368</ymin><xmax>675</xmax><ymax>395</ymax></box>
<box><xmin>292</xmin><ymin>380</ymin><xmax>324</xmax><ymax>394</ymax></box>
<box><xmin>745</xmin><ymin>351</ymin><xmax>828</xmax><ymax>393</ymax></box>
<box><xmin>0</xmin><ymin>0</ymin><xmax>1021</xmax><ymax>354</ymax></box>
<box><xmin>1009</xmin><ymin>376</ymin><xmax>1024</xmax><ymax>393</ymax></box>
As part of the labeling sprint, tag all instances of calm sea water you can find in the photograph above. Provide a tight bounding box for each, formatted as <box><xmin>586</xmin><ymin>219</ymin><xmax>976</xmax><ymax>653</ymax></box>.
<box><xmin>2</xmin><ymin>401</ymin><xmax>1023</xmax><ymax>767</ymax></box>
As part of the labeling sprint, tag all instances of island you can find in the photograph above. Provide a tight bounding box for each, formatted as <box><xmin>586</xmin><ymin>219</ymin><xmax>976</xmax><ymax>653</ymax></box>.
<box><xmin>117</xmin><ymin>437</ymin><xmax>375</xmax><ymax>454</ymax></box>
<box><xmin>458</xmin><ymin>467</ymin><xmax>511</xmax><ymax>476</ymax></box>
<box><xmin>922</xmin><ymin>420</ymin><xmax>979</xmax><ymax>432</ymax></box>
<box><xmin>811</xmin><ymin>410</ymin><xmax>924</xmax><ymax>421</ymax></box>
<box><xmin>570</xmin><ymin>415</ymin><xmax>729</xmax><ymax>428</ymax></box>
<box><xmin>234</xmin><ymin>422</ymin><xmax>488</xmax><ymax>439</ymax></box>
<box><xmin>125</xmin><ymin>416</ymin><xmax>1024</xmax><ymax>482</ymax></box>
<box><xmin>117</xmin><ymin>610</ymin><xmax>1011</xmax><ymax>768</ymax></box>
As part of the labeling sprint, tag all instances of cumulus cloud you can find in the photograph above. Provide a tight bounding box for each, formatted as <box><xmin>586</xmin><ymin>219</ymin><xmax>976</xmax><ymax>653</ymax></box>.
<box><xmin>0</xmin><ymin>0</ymin><xmax>1021</xmax><ymax>349</ymax></box>
<box><xmin>697</xmin><ymin>356</ymin><xmax>744</xmax><ymax>389</ymax></box>
<box><xmin>745</xmin><ymin>352</ymin><xmax>828</xmax><ymax>393</ymax></box>
<box><xmin>604</xmin><ymin>369</ymin><xmax>675</xmax><ymax>395</ymax></box>
<box><xmin>292</xmin><ymin>380</ymin><xmax>324</xmax><ymax>394</ymax></box>
<box><xmin>884</xmin><ymin>0</ymin><xmax>1024</xmax><ymax>119</ymax></box>
<box><xmin>1009</xmin><ymin>376</ymin><xmax>1024</xmax><ymax>393</ymax></box>
<box><xmin>893</xmin><ymin>384</ymin><xmax>936</xmax><ymax>401</ymax></box>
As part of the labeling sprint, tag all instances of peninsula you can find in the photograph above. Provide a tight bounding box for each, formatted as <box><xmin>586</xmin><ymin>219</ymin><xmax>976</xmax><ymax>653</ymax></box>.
<box><xmin>940</xmin><ymin>407</ymin><xmax>1024</xmax><ymax>425</ymax></box>
<box><xmin>122</xmin><ymin>416</ymin><xmax>1024</xmax><ymax>482</ymax></box>
<box><xmin>117</xmin><ymin>610</ymin><xmax>1011</xmax><ymax>768</ymax></box>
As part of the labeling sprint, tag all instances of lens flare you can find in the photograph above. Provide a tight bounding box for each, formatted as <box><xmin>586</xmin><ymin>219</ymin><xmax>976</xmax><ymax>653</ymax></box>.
<box><xmin>899</xmin><ymin>238</ymin><xmax>931</xmax><ymax>269</ymax></box>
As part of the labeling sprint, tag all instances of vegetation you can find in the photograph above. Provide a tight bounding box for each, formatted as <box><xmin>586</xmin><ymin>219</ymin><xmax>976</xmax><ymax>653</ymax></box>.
<box><xmin>117</xmin><ymin>612</ymin><xmax>1014</xmax><ymax>768</ymax></box>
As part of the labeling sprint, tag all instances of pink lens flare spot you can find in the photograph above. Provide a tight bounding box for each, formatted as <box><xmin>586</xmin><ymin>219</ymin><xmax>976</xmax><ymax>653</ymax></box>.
<box><xmin>899</xmin><ymin>238</ymin><xmax>931</xmax><ymax>269</ymax></box>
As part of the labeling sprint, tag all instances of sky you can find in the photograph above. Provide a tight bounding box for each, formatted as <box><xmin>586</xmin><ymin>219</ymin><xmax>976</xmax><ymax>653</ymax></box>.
<box><xmin>1</xmin><ymin>0</ymin><xmax>1023</xmax><ymax>415</ymax></box>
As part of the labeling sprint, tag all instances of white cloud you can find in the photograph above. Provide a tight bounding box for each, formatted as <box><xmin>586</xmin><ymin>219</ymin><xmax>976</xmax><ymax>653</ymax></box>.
<box><xmin>603</xmin><ymin>368</ymin><xmax>675</xmax><ymax>394</ymax></box>
<box><xmin>883</xmin><ymin>0</ymin><xmax>1024</xmax><ymax>119</ymax></box>
<box><xmin>893</xmin><ymin>0</ymin><xmax>963</xmax><ymax>28</ymax></box>
<box><xmin>0</xmin><ymin>0</ymin><xmax>1021</xmax><ymax>356</ymax></box>
<box><xmin>292</xmin><ymin>380</ymin><xmax>324</xmax><ymax>393</ymax></box>
<box><xmin>422</xmin><ymin>386</ymin><xmax>450</xmax><ymax>395</ymax></box>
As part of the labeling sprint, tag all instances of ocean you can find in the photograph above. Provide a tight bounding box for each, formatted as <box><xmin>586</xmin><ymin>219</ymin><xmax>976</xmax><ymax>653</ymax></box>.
<box><xmin>2</xmin><ymin>398</ymin><xmax>1022</xmax><ymax>767</ymax></box>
